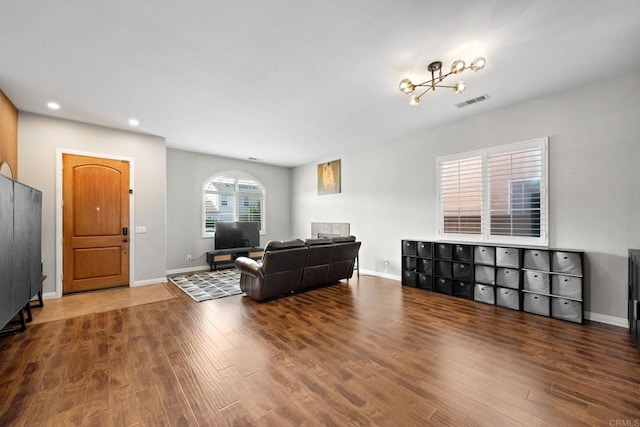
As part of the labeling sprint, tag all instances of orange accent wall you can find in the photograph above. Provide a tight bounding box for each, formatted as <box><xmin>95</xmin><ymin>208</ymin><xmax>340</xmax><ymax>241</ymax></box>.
<box><xmin>0</xmin><ymin>89</ymin><xmax>18</xmax><ymax>179</ymax></box>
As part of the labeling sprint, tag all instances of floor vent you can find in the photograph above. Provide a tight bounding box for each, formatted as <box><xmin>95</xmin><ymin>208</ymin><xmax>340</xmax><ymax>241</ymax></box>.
<box><xmin>457</xmin><ymin>94</ymin><xmax>490</xmax><ymax>108</ymax></box>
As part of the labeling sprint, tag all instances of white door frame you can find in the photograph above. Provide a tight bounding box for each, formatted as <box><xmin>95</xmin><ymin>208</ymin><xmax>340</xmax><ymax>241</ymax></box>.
<box><xmin>55</xmin><ymin>148</ymin><xmax>135</xmax><ymax>297</ymax></box>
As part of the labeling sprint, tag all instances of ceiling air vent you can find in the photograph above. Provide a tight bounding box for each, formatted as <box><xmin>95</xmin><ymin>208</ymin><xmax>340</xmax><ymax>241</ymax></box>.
<box><xmin>457</xmin><ymin>94</ymin><xmax>490</xmax><ymax>108</ymax></box>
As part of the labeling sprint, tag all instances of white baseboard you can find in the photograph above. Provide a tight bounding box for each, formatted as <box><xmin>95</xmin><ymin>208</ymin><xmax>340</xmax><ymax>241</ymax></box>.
<box><xmin>585</xmin><ymin>312</ymin><xmax>628</xmax><ymax>328</ymax></box>
<box><xmin>166</xmin><ymin>266</ymin><xmax>210</xmax><ymax>275</ymax></box>
<box><xmin>40</xmin><ymin>291</ymin><xmax>58</xmax><ymax>300</ymax></box>
<box><xmin>132</xmin><ymin>277</ymin><xmax>168</xmax><ymax>287</ymax></box>
<box><xmin>359</xmin><ymin>269</ymin><xmax>401</xmax><ymax>281</ymax></box>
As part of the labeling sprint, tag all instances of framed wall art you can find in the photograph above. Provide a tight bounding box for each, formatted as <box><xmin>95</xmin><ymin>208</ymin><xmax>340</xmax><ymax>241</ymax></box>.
<box><xmin>317</xmin><ymin>159</ymin><xmax>341</xmax><ymax>195</ymax></box>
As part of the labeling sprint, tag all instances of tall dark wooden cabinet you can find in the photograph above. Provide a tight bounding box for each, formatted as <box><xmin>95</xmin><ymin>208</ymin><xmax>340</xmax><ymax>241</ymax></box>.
<box><xmin>0</xmin><ymin>174</ymin><xmax>42</xmax><ymax>330</ymax></box>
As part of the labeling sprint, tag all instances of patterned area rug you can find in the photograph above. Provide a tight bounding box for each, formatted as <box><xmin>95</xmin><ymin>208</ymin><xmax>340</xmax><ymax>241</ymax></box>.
<box><xmin>169</xmin><ymin>269</ymin><xmax>243</xmax><ymax>302</ymax></box>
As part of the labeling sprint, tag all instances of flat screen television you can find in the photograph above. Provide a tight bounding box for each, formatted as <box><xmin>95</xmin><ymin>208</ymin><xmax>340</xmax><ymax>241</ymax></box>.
<box><xmin>214</xmin><ymin>221</ymin><xmax>260</xmax><ymax>250</ymax></box>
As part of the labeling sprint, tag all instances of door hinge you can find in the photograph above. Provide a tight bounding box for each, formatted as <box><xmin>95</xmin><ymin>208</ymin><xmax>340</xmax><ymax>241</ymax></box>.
<box><xmin>129</xmin><ymin>189</ymin><xmax>133</xmax><ymax>194</ymax></box>
<box><xmin>122</xmin><ymin>160</ymin><xmax>129</xmax><ymax>163</ymax></box>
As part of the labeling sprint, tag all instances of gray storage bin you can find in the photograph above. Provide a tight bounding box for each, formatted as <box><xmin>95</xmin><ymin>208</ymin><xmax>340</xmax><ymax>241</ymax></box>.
<box><xmin>551</xmin><ymin>275</ymin><xmax>583</xmax><ymax>300</ymax></box>
<box><xmin>551</xmin><ymin>251</ymin><xmax>582</xmax><ymax>275</ymax></box>
<box><xmin>523</xmin><ymin>249</ymin><xmax>550</xmax><ymax>271</ymax></box>
<box><xmin>496</xmin><ymin>287</ymin><xmax>520</xmax><ymax>310</ymax></box>
<box><xmin>474</xmin><ymin>246</ymin><xmax>495</xmax><ymax>265</ymax></box>
<box><xmin>524</xmin><ymin>293</ymin><xmax>550</xmax><ymax>316</ymax></box>
<box><xmin>496</xmin><ymin>247</ymin><xmax>521</xmax><ymax>268</ymax></box>
<box><xmin>474</xmin><ymin>284</ymin><xmax>495</xmax><ymax>305</ymax></box>
<box><xmin>523</xmin><ymin>270</ymin><xmax>550</xmax><ymax>294</ymax></box>
<box><xmin>552</xmin><ymin>297</ymin><xmax>583</xmax><ymax>323</ymax></box>
<box><xmin>496</xmin><ymin>267</ymin><xmax>520</xmax><ymax>289</ymax></box>
<box><xmin>475</xmin><ymin>265</ymin><xmax>495</xmax><ymax>284</ymax></box>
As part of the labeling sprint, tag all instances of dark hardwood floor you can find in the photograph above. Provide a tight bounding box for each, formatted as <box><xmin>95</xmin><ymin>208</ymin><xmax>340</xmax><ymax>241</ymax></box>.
<box><xmin>1</xmin><ymin>275</ymin><xmax>639</xmax><ymax>426</ymax></box>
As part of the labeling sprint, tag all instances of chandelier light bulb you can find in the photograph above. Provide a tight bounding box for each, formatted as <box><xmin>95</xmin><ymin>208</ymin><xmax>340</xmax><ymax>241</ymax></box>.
<box><xmin>451</xmin><ymin>60</ymin><xmax>466</xmax><ymax>74</ymax></box>
<box><xmin>470</xmin><ymin>57</ymin><xmax>486</xmax><ymax>71</ymax></box>
<box><xmin>409</xmin><ymin>95</ymin><xmax>420</xmax><ymax>106</ymax></box>
<box><xmin>399</xmin><ymin>78</ymin><xmax>415</xmax><ymax>94</ymax></box>
<box><xmin>454</xmin><ymin>81</ymin><xmax>466</xmax><ymax>93</ymax></box>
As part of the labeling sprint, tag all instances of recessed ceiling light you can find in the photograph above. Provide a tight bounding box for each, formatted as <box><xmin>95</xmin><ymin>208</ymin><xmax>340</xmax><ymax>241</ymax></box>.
<box><xmin>128</xmin><ymin>118</ymin><xmax>139</xmax><ymax>126</ymax></box>
<box><xmin>47</xmin><ymin>102</ymin><xmax>60</xmax><ymax>110</ymax></box>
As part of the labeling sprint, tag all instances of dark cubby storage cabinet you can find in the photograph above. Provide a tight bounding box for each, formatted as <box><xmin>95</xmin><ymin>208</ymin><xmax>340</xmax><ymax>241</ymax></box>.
<box><xmin>402</xmin><ymin>240</ymin><xmax>585</xmax><ymax>324</ymax></box>
<box><xmin>629</xmin><ymin>250</ymin><xmax>640</xmax><ymax>355</ymax></box>
<box><xmin>0</xmin><ymin>174</ymin><xmax>42</xmax><ymax>332</ymax></box>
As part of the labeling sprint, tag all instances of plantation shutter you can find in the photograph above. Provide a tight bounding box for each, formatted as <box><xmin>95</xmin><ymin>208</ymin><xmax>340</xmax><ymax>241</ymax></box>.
<box><xmin>440</xmin><ymin>156</ymin><xmax>482</xmax><ymax>235</ymax></box>
<box><xmin>437</xmin><ymin>138</ymin><xmax>548</xmax><ymax>246</ymax></box>
<box><xmin>237</xmin><ymin>179</ymin><xmax>264</xmax><ymax>225</ymax></box>
<box><xmin>205</xmin><ymin>177</ymin><xmax>236</xmax><ymax>231</ymax></box>
<box><xmin>488</xmin><ymin>144</ymin><xmax>546</xmax><ymax>239</ymax></box>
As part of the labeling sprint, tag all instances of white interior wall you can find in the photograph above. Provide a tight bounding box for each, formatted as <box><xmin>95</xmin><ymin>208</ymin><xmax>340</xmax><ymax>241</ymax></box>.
<box><xmin>18</xmin><ymin>113</ymin><xmax>167</xmax><ymax>294</ymax></box>
<box><xmin>291</xmin><ymin>70</ymin><xmax>640</xmax><ymax>323</ymax></box>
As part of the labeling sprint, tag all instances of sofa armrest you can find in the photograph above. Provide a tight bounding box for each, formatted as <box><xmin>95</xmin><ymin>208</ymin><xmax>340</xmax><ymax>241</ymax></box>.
<box><xmin>235</xmin><ymin>257</ymin><xmax>262</xmax><ymax>278</ymax></box>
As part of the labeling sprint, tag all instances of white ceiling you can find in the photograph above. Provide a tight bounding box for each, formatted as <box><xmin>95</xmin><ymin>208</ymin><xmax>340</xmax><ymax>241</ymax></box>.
<box><xmin>1</xmin><ymin>1</ymin><xmax>639</xmax><ymax>167</ymax></box>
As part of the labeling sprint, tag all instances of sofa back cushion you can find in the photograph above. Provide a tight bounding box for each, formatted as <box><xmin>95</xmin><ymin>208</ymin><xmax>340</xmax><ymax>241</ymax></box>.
<box><xmin>261</xmin><ymin>246</ymin><xmax>308</xmax><ymax>274</ymax></box>
<box><xmin>263</xmin><ymin>239</ymin><xmax>305</xmax><ymax>252</ymax></box>
<box><xmin>331</xmin><ymin>235</ymin><xmax>356</xmax><ymax>243</ymax></box>
<box><xmin>305</xmin><ymin>238</ymin><xmax>333</xmax><ymax>246</ymax></box>
<box><xmin>260</xmin><ymin>246</ymin><xmax>309</xmax><ymax>297</ymax></box>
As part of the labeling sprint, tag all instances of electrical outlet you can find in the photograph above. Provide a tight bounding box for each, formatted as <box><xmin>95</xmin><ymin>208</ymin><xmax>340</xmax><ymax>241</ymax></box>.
<box><xmin>187</xmin><ymin>254</ymin><xmax>192</xmax><ymax>261</ymax></box>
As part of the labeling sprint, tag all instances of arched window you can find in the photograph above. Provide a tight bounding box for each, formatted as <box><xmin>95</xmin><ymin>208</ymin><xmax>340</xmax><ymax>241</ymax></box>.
<box><xmin>202</xmin><ymin>172</ymin><xmax>266</xmax><ymax>237</ymax></box>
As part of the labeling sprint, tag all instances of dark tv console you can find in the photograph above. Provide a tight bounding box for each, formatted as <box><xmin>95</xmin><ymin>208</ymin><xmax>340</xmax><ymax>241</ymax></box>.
<box><xmin>206</xmin><ymin>247</ymin><xmax>263</xmax><ymax>271</ymax></box>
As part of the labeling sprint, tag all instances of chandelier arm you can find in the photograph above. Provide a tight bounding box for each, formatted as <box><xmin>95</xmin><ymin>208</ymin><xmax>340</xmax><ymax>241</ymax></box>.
<box><xmin>413</xmin><ymin>79</ymin><xmax>436</xmax><ymax>88</ymax></box>
<box><xmin>418</xmin><ymin>71</ymin><xmax>456</xmax><ymax>90</ymax></box>
<box><xmin>415</xmin><ymin>87</ymin><xmax>432</xmax><ymax>99</ymax></box>
<box><xmin>440</xmin><ymin>71</ymin><xmax>454</xmax><ymax>80</ymax></box>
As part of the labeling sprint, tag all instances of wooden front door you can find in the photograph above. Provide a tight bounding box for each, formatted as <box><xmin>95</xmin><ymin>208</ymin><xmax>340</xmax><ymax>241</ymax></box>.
<box><xmin>63</xmin><ymin>154</ymin><xmax>130</xmax><ymax>294</ymax></box>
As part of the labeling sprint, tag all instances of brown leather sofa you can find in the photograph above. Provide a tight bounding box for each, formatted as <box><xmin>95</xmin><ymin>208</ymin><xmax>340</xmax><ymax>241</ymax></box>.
<box><xmin>235</xmin><ymin>236</ymin><xmax>361</xmax><ymax>302</ymax></box>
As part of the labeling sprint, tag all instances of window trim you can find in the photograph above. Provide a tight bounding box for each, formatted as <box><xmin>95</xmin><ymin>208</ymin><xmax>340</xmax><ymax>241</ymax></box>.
<box><xmin>202</xmin><ymin>171</ymin><xmax>266</xmax><ymax>238</ymax></box>
<box><xmin>436</xmin><ymin>137</ymin><xmax>549</xmax><ymax>247</ymax></box>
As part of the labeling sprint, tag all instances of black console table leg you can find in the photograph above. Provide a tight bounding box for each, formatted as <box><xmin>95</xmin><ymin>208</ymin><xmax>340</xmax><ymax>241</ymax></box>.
<box><xmin>24</xmin><ymin>303</ymin><xmax>33</xmax><ymax>323</ymax></box>
<box><xmin>0</xmin><ymin>310</ymin><xmax>27</xmax><ymax>336</ymax></box>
